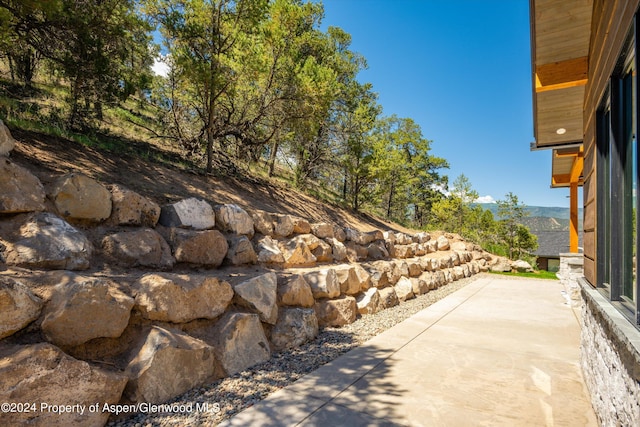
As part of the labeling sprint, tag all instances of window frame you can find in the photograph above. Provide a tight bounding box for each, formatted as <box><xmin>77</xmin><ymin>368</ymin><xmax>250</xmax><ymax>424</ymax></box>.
<box><xmin>596</xmin><ymin>14</ymin><xmax>640</xmax><ymax>325</ymax></box>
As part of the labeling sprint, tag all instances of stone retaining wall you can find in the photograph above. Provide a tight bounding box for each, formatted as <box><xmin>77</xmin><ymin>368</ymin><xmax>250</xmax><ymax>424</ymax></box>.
<box><xmin>0</xmin><ymin>123</ymin><xmax>505</xmax><ymax>426</ymax></box>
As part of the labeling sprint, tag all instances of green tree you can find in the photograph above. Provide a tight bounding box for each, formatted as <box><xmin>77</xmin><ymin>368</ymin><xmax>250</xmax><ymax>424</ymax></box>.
<box><xmin>147</xmin><ymin>0</ymin><xmax>270</xmax><ymax>172</ymax></box>
<box><xmin>0</xmin><ymin>0</ymin><xmax>153</xmax><ymax>125</ymax></box>
<box><xmin>287</xmin><ymin>25</ymin><xmax>366</xmax><ymax>188</ymax></box>
<box><xmin>335</xmin><ymin>81</ymin><xmax>380</xmax><ymax>210</ymax></box>
<box><xmin>496</xmin><ymin>192</ymin><xmax>537</xmax><ymax>259</ymax></box>
<box><xmin>368</xmin><ymin>115</ymin><xmax>447</xmax><ymax>225</ymax></box>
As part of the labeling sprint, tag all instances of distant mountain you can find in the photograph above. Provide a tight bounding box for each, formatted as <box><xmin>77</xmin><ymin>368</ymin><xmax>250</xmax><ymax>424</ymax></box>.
<box><xmin>475</xmin><ymin>203</ymin><xmax>584</xmax><ymax>233</ymax></box>
<box><xmin>475</xmin><ymin>203</ymin><xmax>583</xmax><ymax>220</ymax></box>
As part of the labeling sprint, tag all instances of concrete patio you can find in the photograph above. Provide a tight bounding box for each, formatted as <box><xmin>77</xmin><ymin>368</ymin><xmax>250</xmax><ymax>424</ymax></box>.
<box><xmin>220</xmin><ymin>275</ymin><xmax>597</xmax><ymax>426</ymax></box>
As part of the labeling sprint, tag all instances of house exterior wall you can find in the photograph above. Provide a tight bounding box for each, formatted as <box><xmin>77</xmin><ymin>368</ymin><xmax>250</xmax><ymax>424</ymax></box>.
<box><xmin>583</xmin><ymin>0</ymin><xmax>638</xmax><ymax>286</ymax></box>
<box><xmin>580</xmin><ymin>1</ymin><xmax>640</xmax><ymax>424</ymax></box>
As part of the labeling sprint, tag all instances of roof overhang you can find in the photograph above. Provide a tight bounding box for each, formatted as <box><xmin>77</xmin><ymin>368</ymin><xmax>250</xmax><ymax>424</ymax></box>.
<box><xmin>530</xmin><ymin>0</ymin><xmax>592</xmax><ymax>150</ymax></box>
<box><xmin>551</xmin><ymin>145</ymin><xmax>584</xmax><ymax>188</ymax></box>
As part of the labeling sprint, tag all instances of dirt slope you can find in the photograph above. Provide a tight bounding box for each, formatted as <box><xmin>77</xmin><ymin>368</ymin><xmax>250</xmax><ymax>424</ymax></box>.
<box><xmin>9</xmin><ymin>128</ymin><xmax>416</xmax><ymax>235</ymax></box>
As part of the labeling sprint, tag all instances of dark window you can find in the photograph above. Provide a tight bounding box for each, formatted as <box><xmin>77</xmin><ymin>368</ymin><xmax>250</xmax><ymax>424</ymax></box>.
<box><xmin>596</xmin><ymin>15</ymin><xmax>640</xmax><ymax>324</ymax></box>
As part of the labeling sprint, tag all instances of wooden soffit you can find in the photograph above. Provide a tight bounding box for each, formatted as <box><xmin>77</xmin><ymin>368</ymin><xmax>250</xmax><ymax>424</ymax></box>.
<box><xmin>531</xmin><ymin>0</ymin><xmax>593</xmax><ymax>149</ymax></box>
<box><xmin>551</xmin><ymin>145</ymin><xmax>584</xmax><ymax>188</ymax></box>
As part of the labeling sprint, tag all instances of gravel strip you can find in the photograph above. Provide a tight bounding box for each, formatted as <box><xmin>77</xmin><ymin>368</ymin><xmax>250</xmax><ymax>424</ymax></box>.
<box><xmin>108</xmin><ymin>274</ymin><xmax>482</xmax><ymax>427</ymax></box>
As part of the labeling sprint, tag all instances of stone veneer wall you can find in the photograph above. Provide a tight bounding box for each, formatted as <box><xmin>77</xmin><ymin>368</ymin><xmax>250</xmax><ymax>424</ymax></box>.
<box><xmin>557</xmin><ymin>253</ymin><xmax>584</xmax><ymax>308</ymax></box>
<box><xmin>579</xmin><ymin>278</ymin><xmax>640</xmax><ymax>426</ymax></box>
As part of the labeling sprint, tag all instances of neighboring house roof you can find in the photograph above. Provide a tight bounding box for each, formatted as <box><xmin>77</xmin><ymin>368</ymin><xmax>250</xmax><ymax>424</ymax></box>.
<box><xmin>533</xmin><ymin>231</ymin><xmax>584</xmax><ymax>258</ymax></box>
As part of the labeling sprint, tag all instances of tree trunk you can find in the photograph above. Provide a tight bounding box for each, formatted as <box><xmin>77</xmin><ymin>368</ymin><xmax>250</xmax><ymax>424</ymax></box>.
<box><xmin>206</xmin><ymin>127</ymin><xmax>215</xmax><ymax>173</ymax></box>
<box><xmin>8</xmin><ymin>56</ymin><xmax>14</xmax><ymax>82</ymax></box>
<box><xmin>268</xmin><ymin>141</ymin><xmax>279</xmax><ymax>176</ymax></box>
<box><xmin>342</xmin><ymin>167</ymin><xmax>348</xmax><ymax>202</ymax></box>
<box><xmin>352</xmin><ymin>176</ymin><xmax>360</xmax><ymax>211</ymax></box>
<box><xmin>386</xmin><ymin>181</ymin><xmax>395</xmax><ymax>219</ymax></box>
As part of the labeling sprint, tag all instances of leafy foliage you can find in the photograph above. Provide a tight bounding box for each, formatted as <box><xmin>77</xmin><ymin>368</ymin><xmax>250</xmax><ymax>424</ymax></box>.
<box><xmin>0</xmin><ymin>0</ymin><xmax>535</xmax><ymax>247</ymax></box>
<box><xmin>0</xmin><ymin>0</ymin><xmax>153</xmax><ymax>127</ymax></box>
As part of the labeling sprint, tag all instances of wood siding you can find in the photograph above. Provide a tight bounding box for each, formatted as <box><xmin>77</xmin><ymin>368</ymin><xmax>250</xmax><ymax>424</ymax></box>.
<box><xmin>583</xmin><ymin>0</ymin><xmax>640</xmax><ymax>286</ymax></box>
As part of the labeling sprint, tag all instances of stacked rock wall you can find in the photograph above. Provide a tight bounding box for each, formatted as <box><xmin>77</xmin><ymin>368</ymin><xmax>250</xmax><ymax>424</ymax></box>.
<box><xmin>0</xmin><ymin>123</ymin><xmax>498</xmax><ymax>426</ymax></box>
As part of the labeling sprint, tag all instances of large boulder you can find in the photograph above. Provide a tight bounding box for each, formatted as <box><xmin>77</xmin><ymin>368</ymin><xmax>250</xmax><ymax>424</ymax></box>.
<box><xmin>41</xmin><ymin>273</ymin><xmax>134</xmax><ymax>347</ymax></box>
<box><xmin>293</xmin><ymin>234</ymin><xmax>321</xmax><ymax>250</ymax></box>
<box><xmin>383</xmin><ymin>231</ymin><xmax>396</xmax><ymax>244</ymax></box>
<box><xmin>419</xmin><ymin>257</ymin><xmax>435</xmax><ymax>272</ymax></box>
<box><xmin>391</xmin><ymin>261</ymin><xmax>408</xmax><ymax>282</ymax></box>
<box><xmin>356</xmin><ymin>287</ymin><xmax>381</xmax><ymax>315</ymax></box>
<box><xmin>0</xmin><ymin>277</ymin><xmax>42</xmax><ymax>339</ymax></box>
<box><xmin>214</xmin><ymin>204</ymin><xmax>255</xmax><ymax>237</ymax></box>
<box><xmin>232</xmin><ymin>273</ymin><xmax>278</xmax><ymax>325</ymax></box>
<box><xmin>434</xmin><ymin>270</ymin><xmax>448</xmax><ymax>288</ymax></box>
<box><xmin>255</xmin><ymin>235</ymin><xmax>285</xmax><ymax>264</ymax></box>
<box><xmin>101</xmin><ymin>228</ymin><xmax>174</xmax><ymax>269</ymax></box>
<box><xmin>451</xmin><ymin>241</ymin><xmax>470</xmax><ymax>251</ymax></box>
<box><xmin>124</xmin><ymin>327</ymin><xmax>216</xmax><ymax>404</ymax></box>
<box><xmin>273</xmin><ymin>214</ymin><xmax>295</xmax><ymax>237</ymax></box>
<box><xmin>345</xmin><ymin>228</ymin><xmax>376</xmax><ymax>246</ymax></box>
<box><xmin>108</xmin><ymin>184</ymin><xmax>161</xmax><ymax>227</ymax></box>
<box><xmin>366</xmin><ymin>240</ymin><xmax>389</xmax><ymax>260</ymax></box>
<box><xmin>450</xmin><ymin>252</ymin><xmax>461</xmax><ymax>266</ymax></box>
<box><xmin>0</xmin><ymin>212</ymin><xmax>93</xmax><ymax>270</ymax></box>
<box><xmin>413</xmin><ymin>232</ymin><xmax>431</xmax><ymax>243</ymax></box>
<box><xmin>325</xmin><ymin>237</ymin><xmax>347</xmax><ymax>262</ymax></box>
<box><xmin>412</xmin><ymin>275</ymin><xmax>431</xmax><ymax>294</ymax></box>
<box><xmin>314</xmin><ymin>296</ymin><xmax>357</xmax><ymax>327</ymax></box>
<box><xmin>134</xmin><ymin>273</ymin><xmax>233</xmax><ymax>323</ymax></box>
<box><xmin>394</xmin><ymin>277</ymin><xmax>415</xmax><ymax>302</ymax></box>
<box><xmin>394</xmin><ymin>245</ymin><xmax>414</xmax><ymax>259</ymax></box>
<box><xmin>280</xmin><ymin>237</ymin><xmax>317</xmax><ymax>268</ymax></box>
<box><xmin>378</xmin><ymin>287</ymin><xmax>399</xmax><ymax>310</ymax></box>
<box><xmin>395</xmin><ymin>232</ymin><xmax>412</xmax><ymax>245</ymax></box>
<box><xmin>407</xmin><ymin>261</ymin><xmax>423</xmax><ymax>277</ymax></box>
<box><xmin>277</xmin><ymin>274</ymin><xmax>315</xmax><ymax>308</ymax></box>
<box><xmin>311</xmin><ymin>222</ymin><xmax>334</xmax><ymax>239</ymax></box>
<box><xmin>312</xmin><ymin>239</ymin><xmax>333</xmax><ymax>263</ymax></box>
<box><xmin>51</xmin><ymin>173</ymin><xmax>112</xmax><ymax>223</ymax></box>
<box><xmin>162</xmin><ymin>228</ymin><xmax>228</xmax><ymax>267</ymax></box>
<box><xmin>353</xmin><ymin>264</ymin><xmax>372</xmax><ymax>291</ymax></box>
<box><xmin>368</xmin><ymin>268</ymin><xmax>391</xmax><ymax>289</ymax></box>
<box><xmin>292</xmin><ymin>217</ymin><xmax>311</xmax><ymax>234</ymax></box>
<box><xmin>345</xmin><ymin>241</ymin><xmax>369</xmax><ymax>261</ymax></box>
<box><xmin>249</xmin><ymin>209</ymin><xmax>274</xmax><ymax>236</ymax></box>
<box><xmin>369</xmin><ymin>261</ymin><xmax>395</xmax><ymax>285</ymax></box>
<box><xmin>0</xmin><ymin>158</ymin><xmax>46</xmax><ymax>213</ymax></box>
<box><xmin>425</xmin><ymin>239</ymin><xmax>438</xmax><ymax>253</ymax></box>
<box><xmin>436</xmin><ymin>235</ymin><xmax>450</xmax><ymax>251</ymax></box>
<box><xmin>490</xmin><ymin>258</ymin><xmax>512</xmax><ymax>273</ymax></box>
<box><xmin>413</xmin><ymin>243</ymin><xmax>427</xmax><ymax>256</ymax></box>
<box><xmin>334</xmin><ymin>265</ymin><xmax>361</xmax><ymax>295</ymax></box>
<box><xmin>333</xmin><ymin>226</ymin><xmax>347</xmax><ymax>242</ymax></box>
<box><xmin>158</xmin><ymin>197</ymin><xmax>215</xmax><ymax>230</ymax></box>
<box><xmin>225</xmin><ymin>235</ymin><xmax>257</xmax><ymax>265</ymax></box>
<box><xmin>210</xmin><ymin>312</ymin><xmax>271</xmax><ymax>376</ymax></box>
<box><xmin>512</xmin><ymin>259</ymin><xmax>534</xmax><ymax>273</ymax></box>
<box><xmin>0</xmin><ymin>119</ymin><xmax>16</xmax><ymax>155</ymax></box>
<box><xmin>453</xmin><ymin>266</ymin><xmax>465</xmax><ymax>280</ymax></box>
<box><xmin>304</xmin><ymin>269</ymin><xmax>340</xmax><ymax>299</ymax></box>
<box><xmin>270</xmin><ymin>307</ymin><xmax>318</xmax><ymax>351</ymax></box>
<box><xmin>0</xmin><ymin>343</ymin><xmax>127</xmax><ymax>427</ymax></box>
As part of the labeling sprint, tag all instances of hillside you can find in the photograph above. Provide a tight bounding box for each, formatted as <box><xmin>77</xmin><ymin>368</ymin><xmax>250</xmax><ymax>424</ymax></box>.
<box><xmin>8</xmin><ymin>127</ymin><xmax>417</xmax><ymax>237</ymax></box>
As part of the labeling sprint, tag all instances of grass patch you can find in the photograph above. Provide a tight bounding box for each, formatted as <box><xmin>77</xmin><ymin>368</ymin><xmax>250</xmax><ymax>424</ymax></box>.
<box><xmin>489</xmin><ymin>270</ymin><xmax>558</xmax><ymax>280</ymax></box>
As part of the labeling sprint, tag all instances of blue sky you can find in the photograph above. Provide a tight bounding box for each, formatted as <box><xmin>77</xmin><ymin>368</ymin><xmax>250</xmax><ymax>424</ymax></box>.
<box><xmin>319</xmin><ymin>0</ymin><xmax>575</xmax><ymax>208</ymax></box>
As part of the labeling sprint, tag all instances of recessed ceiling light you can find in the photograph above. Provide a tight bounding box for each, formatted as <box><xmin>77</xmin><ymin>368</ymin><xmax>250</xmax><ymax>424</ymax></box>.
<box><xmin>556</xmin><ymin>128</ymin><xmax>567</xmax><ymax>135</ymax></box>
